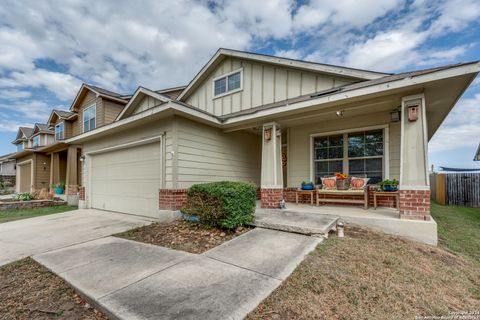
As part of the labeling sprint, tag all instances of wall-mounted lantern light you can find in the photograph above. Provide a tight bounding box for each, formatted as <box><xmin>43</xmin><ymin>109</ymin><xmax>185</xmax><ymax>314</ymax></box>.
<box><xmin>264</xmin><ymin>128</ymin><xmax>272</xmax><ymax>141</ymax></box>
<box><xmin>390</xmin><ymin>108</ymin><xmax>401</xmax><ymax>122</ymax></box>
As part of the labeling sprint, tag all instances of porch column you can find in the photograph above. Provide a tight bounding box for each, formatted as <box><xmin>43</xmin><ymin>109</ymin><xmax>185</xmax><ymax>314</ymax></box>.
<box><xmin>399</xmin><ymin>94</ymin><xmax>431</xmax><ymax>220</ymax></box>
<box><xmin>65</xmin><ymin>146</ymin><xmax>78</xmax><ymax>195</ymax></box>
<box><xmin>260</xmin><ymin>122</ymin><xmax>283</xmax><ymax>208</ymax></box>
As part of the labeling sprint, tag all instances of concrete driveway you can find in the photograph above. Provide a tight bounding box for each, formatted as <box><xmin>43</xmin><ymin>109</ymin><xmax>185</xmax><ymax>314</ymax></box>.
<box><xmin>0</xmin><ymin>209</ymin><xmax>154</xmax><ymax>266</ymax></box>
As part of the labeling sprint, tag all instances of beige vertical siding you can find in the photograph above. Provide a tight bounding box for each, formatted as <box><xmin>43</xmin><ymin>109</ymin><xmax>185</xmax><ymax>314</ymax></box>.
<box><xmin>176</xmin><ymin>117</ymin><xmax>261</xmax><ymax>188</ymax></box>
<box><xmin>185</xmin><ymin>57</ymin><xmax>357</xmax><ymax>117</ymax></box>
<box><xmin>82</xmin><ymin>117</ymin><xmax>174</xmax><ymax>188</ymax></box>
<box><xmin>34</xmin><ymin>153</ymin><xmax>51</xmax><ymax>190</ymax></box>
<box><xmin>132</xmin><ymin>96</ymin><xmax>162</xmax><ymax>115</ymax></box>
<box><xmin>287</xmin><ymin>111</ymin><xmax>400</xmax><ymax>187</ymax></box>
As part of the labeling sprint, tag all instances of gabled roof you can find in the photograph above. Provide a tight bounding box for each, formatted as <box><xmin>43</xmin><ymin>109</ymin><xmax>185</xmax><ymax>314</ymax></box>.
<box><xmin>177</xmin><ymin>48</ymin><xmax>390</xmax><ymax>101</ymax></box>
<box><xmin>475</xmin><ymin>143</ymin><xmax>480</xmax><ymax>161</ymax></box>
<box><xmin>47</xmin><ymin>109</ymin><xmax>77</xmax><ymax>127</ymax></box>
<box><xmin>156</xmin><ymin>85</ymin><xmax>187</xmax><ymax>100</ymax></box>
<box><xmin>0</xmin><ymin>153</ymin><xmax>16</xmax><ymax>162</ymax></box>
<box><xmin>11</xmin><ymin>127</ymin><xmax>34</xmax><ymax>144</ymax></box>
<box><xmin>32</xmin><ymin>123</ymin><xmax>53</xmax><ymax>136</ymax></box>
<box><xmin>116</xmin><ymin>87</ymin><xmax>171</xmax><ymax>120</ymax></box>
<box><xmin>69</xmin><ymin>83</ymin><xmax>128</xmax><ymax>111</ymax></box>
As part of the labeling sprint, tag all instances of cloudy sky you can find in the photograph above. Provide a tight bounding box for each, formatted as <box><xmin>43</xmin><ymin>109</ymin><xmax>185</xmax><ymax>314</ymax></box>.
<box><xmin>0</xmin><ymin>0</ymin><xmax>479</xmax><ymax>169</ymax></box>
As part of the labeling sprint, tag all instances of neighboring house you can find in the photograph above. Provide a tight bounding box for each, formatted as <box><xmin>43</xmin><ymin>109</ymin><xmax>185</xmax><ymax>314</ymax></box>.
<box><xmin>58</xmin><ymin>49</ymin><xmax>478</xmax><ymax>223</ymax></box>
<box><xmin>0</xmin><ymin>153</ymin><xmax>16</xmax><ymax>176</ymax></box>
<box><xmin>475</xmin><ymin>143</ymin><xmax>480</xmax><ymax>161</ymax></box>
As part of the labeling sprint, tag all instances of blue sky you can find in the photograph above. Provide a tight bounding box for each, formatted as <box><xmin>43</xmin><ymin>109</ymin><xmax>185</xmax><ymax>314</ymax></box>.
<box><xmin>0</xmin><ymin>0</ymin><xmax>479</xmax><ymax>169</ymax></box>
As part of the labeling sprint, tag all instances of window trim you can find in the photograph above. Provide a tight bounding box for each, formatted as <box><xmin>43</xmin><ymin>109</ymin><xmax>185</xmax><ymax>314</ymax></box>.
<box><xmin>55</xmin><ymin>122</ymin><xmax>65</xmax><ymax>140</ymax></box>
<box><xmin>212</xmin><ymin>68</ymin><xmax>243</xmax><ymax>99</ymax></box>
<box><xmin>83</xmin><ymin>104</ymin><xmax>97</xmax><ymax>133</ymax></box>
<box><xmin>32</xmin><ymin>135</ymin><xmax>41</xmax><ymax>148</ymax></box>
<box><xmin>309</xmin><ymin>125</ymin><xmax>389</xmax><ymax>184</ymax></box>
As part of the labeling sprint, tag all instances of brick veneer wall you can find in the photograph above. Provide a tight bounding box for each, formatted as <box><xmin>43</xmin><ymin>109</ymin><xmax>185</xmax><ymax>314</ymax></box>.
<box><xmin>79</xmin><ymin>186</ymin><xmax>85</xmax><ymax>201</ymax></box>
<box><xmin>260</xmin><ymin>188</ymin><xmax>283</xmax><ymax>208</ymax></box>
<box><xmin>399</xmin><ymin>189</ymin><xmax>431</xmax><ymax>221</ymax></box>
<box><xmin>159</xmin><ymin>188</ymin><xmax>188</xmax><ymax>210</ymax></box>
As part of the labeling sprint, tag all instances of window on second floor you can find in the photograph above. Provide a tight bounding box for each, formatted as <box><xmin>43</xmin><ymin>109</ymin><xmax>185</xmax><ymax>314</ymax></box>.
<box><xmin>55</xmin><ymin>122</ymin><xmax>64</xmax><ymax>140</ymax></box>
<box><xmin>213</xmin><ymin>69</ymin><xmax>242</xmax><ymax>97</ymax></box>
<box><xmin>32</xmin><ymin>135</ymin><xmax>40</xmax><ymax>147</ymax></box>
<box><xmin>83</xmin><ymin>105</ymin><xmax>96</xmax><ymax>133</ymax></box>
<box><xmin>17</xmin><ymin>144</ymin><xmax>23</xmax><ymax>152</ymax></box>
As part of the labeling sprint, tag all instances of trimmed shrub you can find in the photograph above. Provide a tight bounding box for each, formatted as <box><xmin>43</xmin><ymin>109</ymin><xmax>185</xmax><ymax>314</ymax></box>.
<box><xmin>182</xmin><ymin>181</ymin><xmax>257</xmax><ymax>230</ymax></box>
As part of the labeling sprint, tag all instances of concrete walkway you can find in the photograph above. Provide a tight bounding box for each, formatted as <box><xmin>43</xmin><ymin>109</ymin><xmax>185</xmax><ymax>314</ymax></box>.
<box><xmin>0</xmin><ymin>209</ymin><xmax>154</xmax><ymax>266</ymax></box>
<box><xmin>34</xmin><ymin>228</ymin><xmax>321</xmax><ymax>320</ymax></box>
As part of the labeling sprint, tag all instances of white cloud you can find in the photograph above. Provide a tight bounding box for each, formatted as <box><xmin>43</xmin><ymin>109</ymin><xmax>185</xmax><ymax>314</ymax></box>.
<box><xmin>0</xmin><ymin>89</ymin><xmax>32</xmax><ymax>100</ymax></box>
<box><xmin>429</xmin><ymin>92</ymin><xmax>480</xmax><ymax>152</ymax></box>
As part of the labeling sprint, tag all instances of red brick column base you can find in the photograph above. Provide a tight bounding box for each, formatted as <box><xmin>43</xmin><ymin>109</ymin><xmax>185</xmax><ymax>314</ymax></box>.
<box><xmin>399</xmin><ymin>189</ymin><xmax>431</xmax><ymax>221</ymax></box>
<box><xmin>261</xmin><ymin>188</ymin><xmax>283</xmax><ymax>208</ymax></box>
<box><xmin>79</xmin><ymin>186</ymin><xmax>85</xmax><ymax>200</ymax></box>
<box><xmin>159</xmin><ymin>189</ymin><xmax>188</xmax><ymax>210</ymax></box>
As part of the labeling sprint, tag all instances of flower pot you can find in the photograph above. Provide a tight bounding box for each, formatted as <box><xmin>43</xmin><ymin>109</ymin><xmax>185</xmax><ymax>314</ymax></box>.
<box><xmin>301</xmin><ymin>185</ymin><xmax>314</xmax><ymax>190</ymax></box>
<box><xmin>383</xmin><ymin>184</ymin><xmax>398</xmax><ymax>192</ymax></box>
<box><xmin>336</xmin><ymin>179</ymin><xmax>350</xmax><ymax>190</ymax></box>
<box><xmin>55</xmin><ymin>187</ymin><xmax>64</xmax><ymax>195</ymax></box>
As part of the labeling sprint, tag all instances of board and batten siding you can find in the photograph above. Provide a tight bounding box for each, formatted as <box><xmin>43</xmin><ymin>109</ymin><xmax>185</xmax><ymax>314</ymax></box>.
<box><xmin>175</xmin><ymin>117</ymin><xmax>261</xmax><ymax>188</ymax></box>
<box><xmin>287</xmin><ymin>111</ymin><xmax>400</xmax><ymax>187</ymax></box>
<box><xmin>82</xmin><ymin>118</ymin><xmax>175</xmax><ymax>188</ymax></box>
<box><xmin>132</xmin><ymin>95</ymin><xmax>163</xmax><ymax>115</ymax></box>
<box><xmin>185</xmin><ymin>57</ymin><xmax>357</xmax><ymax>117</ymax></box>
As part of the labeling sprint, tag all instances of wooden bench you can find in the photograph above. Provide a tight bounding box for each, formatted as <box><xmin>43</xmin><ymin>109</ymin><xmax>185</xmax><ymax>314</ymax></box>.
<box><xmin>316</xmin><ymin>187</ymin><xmax>368</xmax><ymax>209</ymax></box>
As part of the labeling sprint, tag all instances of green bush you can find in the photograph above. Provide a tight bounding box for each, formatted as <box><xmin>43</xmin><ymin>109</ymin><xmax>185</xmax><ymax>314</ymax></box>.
<box><xmin>182</xmin><ymin>181</ymin><xmax>257</xmax><ymax>230</ymax></box>
<box><xmin>15</xmin><ymin>193</ymin><xmax>33</xmax><ymax>201</ymax></box>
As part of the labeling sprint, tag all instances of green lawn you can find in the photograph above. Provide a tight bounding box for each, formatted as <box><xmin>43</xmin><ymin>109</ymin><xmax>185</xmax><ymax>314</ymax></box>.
<box><xmin>0</xmin><ymin>205</ymin><xmax>78</xmax><ymax>224</ymax></box>
<box><xmin>431</xmin><ymin>202</ymin><xmax>480</xmax><ymax>263</ymax></box>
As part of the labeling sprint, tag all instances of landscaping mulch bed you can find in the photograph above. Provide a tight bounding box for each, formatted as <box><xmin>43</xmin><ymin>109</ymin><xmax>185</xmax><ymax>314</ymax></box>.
<box><xmin>116</xmin><ymin>219</ymin><xmax>252</xmax><ymax>254</ymax></box>
<box><xmin>0</xmin><ymin>258</ymin><xmax>107</xmax><ymax>320</ymax></box>
<box><xmin>249</xmin><ymin>227</ymin><xmax>480</xmax><ymax>320</ymax></box>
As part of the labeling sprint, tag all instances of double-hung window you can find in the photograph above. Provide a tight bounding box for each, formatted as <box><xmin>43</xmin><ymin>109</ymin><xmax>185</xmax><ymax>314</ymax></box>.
<box><xmin>55</xmin><ymin>122</ymin><xmax>64</xmax><ymax>140</ymax></box>
<box><xmin>83</xmin><ymin>105</ymin><xmax>96</xmax><ymax>133</ymax></box>
<box><xmin>213</xmin><ymin>69</ymin><xmax>242</xmax><ymax>97</ymax></box>
<box><xmin>313</xmin><ymin>129</ymin><xmax>385</xmax><ymax>184</ymax></box>
<box><xmin>32</xmin><ymin>135</ymin><xmax>40</xmax><ymax>148</ymax></box>
<box><xmin>17</xmin><ymin>144</ymin><xmax>23</xmax><ymax>152</ymax></box>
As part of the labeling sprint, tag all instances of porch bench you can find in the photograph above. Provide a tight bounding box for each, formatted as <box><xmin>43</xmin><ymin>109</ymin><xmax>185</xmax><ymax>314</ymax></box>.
<box><xmin>316</xmin><ymin>188</ymin><xmax>368</xmax><ymax>209</ymax></box>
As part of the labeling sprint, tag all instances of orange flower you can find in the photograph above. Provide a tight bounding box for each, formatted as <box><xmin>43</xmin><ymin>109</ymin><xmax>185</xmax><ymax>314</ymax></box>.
<box><xmin>335</xmin><ymin>172</ymin><xmax>348</xmax><ymax>180</ymax></box>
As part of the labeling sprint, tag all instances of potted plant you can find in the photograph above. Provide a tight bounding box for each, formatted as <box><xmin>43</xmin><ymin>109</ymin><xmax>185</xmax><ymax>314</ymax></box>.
<box><xmin>379</xmin><ymin>179</ymin><xmax>399</xmax><ymax>192</ymax></box>
<box><xmin>335</xmin><ymin>173</ymin><xmax>350</xmax><ymax>190</ymax></box>
<box><xmin>301</xmin><ymin>181</ymin><xmax>315</xmax><ymax>190</ymax></box>
<box><xmin>54</xmin><ymin>182</ymin><xmax>65</xmax><ymax>195</ymax></box>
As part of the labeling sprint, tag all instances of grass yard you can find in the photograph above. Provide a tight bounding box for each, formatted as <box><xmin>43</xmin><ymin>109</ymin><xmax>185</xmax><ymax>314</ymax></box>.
<box><xmin>431</xmin><ymin>202</ymin><xmax>480</xmax><ymax>263</ymax></box>
<box><xmin>249</xmin><ymin>203</ymin><xmax>480</xmax><ymax>319</ymax></box>
<box><xmin>0</xmin><ymin>258</ymin><xmax>107</xmax><ymax>319</ymax></box>
<box><xmin>0</xmin><ymin>205</ymin><xmax>78</xmax><ymax>224</ymax></box>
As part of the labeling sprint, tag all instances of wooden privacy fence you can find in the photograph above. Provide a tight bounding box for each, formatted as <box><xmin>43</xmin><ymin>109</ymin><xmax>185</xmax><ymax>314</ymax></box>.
<box><xmin>430</xmin><ymin>173</ymin><xmax>480</xmax><ymax>207</ymax></box>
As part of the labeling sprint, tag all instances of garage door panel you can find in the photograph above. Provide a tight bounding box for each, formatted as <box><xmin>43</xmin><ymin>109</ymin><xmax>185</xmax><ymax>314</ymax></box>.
<box><xmin>90</xmin><ymin>142</ymin><xmax>161</xmax><ymax>218</ymax></box>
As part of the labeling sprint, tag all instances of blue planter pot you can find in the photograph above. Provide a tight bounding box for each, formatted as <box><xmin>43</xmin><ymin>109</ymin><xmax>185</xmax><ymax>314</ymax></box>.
<box><xmin>383</xmin><ymin>185</ymin><xmax>398</xmax><ymax>192</ymax></box>
<box><xmin>182</xmin><ymin>213</ymin><xmax>200</xmax><ymax>222</ymax></box>
<box><xmin>301</xmin><ymin>185</ymin><xmax>314</xmax><ymax>190</ymax></box>
<box><xmin>55</xmin><ymin>187</ymin><xmax>64</xmax><ymax>194</ymax></box>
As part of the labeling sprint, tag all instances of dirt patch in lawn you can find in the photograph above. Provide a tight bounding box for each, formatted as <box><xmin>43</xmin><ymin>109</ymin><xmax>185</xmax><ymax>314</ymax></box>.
<box><xmin>0</xmin><ymin>258</ymin><xmax>107</xmax><ymax>320</ymax></box>
<box><xmin>115</xmin><ymin>219</ymin><xmax>252</xmax><ymax>254</ymax></box>
<box><xmin>249</xmin><ymin>227</ymin><xmax>480</xmax><ymax>320</ymax></box>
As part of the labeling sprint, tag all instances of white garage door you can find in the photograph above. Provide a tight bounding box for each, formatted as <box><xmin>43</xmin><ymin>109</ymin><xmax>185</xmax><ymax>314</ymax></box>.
<box><xmin>90</xmin><ymin>142</ymin><xmax>161</xmax><ymax>218</ymax></box>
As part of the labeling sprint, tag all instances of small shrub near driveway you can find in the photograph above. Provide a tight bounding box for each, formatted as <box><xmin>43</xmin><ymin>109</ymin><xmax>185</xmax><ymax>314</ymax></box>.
<box><xmin>182</xmin><ymin>181</ymin><xmax>257</xmax><ymax>230</ymax></box>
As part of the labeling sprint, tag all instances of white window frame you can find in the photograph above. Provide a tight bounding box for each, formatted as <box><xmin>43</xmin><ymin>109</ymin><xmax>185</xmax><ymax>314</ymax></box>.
<box><xmin>32</xmin><ymin>135</ymin><xmax>40</xmax><ymax>147</ymax></box>
<box><xmin>212</xmin><ymin>68</ymin><xmax>243</xmax><ymax>99</ymax></box>
<box><xmin>83</xmin><ymin>104</ymin><xmax>97</xmax><ymax>133</ymax></box>
<box><xmin>309</xmin><ymin>125</ymin><xmax>390</xmax><ymax>184</ymax></box>
<box><xmin>55</xmin><ymin>122</ymin><xmax>64</xmax><ymax>140</ymax></box>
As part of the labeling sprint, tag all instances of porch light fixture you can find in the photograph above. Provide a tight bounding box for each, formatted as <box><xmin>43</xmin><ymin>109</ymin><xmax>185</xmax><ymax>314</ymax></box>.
<box><xmin>390</xmin><ymin>108</ymin><xmax>401</xmax><ymax>122</ymax></box>
<box><xmin>264</xmin><ymin>128</ymin><xmax>272</xmax><ymax>141</ymax></box>
<box><xmin>335</xmin><ymin>110</ymin><xmax>344</xmax><ymax>118</ymax></box>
